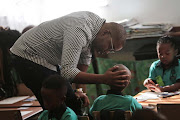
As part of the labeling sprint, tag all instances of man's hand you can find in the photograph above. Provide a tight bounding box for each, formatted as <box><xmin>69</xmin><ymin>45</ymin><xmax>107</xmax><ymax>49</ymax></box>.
<box><xmin>102</xmin><ymin>66</ymin><xmax>130</xmax><ymax>87</ymax></box>
<box><xmin>75</xmin><ymin>90</ymin><xmax>90</xmax><ymax>107</ymax></box>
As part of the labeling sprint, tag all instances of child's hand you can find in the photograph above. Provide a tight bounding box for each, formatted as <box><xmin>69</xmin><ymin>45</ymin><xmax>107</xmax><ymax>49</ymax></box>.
<box><xmin>148</xmin><ymin>84</ymin><xmax>162</xmax><ymax>92</ymax></box>
<box><xmin>143</xmin><ymin>78</ymin><xmax>155</xmax><ymax>88</ymax></box>
<box><xmin>75</xmin><ymin>90</ymin><xmax>90</xmax><ymax>107</ymax></box>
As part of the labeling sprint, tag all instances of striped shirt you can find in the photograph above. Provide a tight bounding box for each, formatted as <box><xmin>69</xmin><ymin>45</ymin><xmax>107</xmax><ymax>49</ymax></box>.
<box><xmin>10</xmin><ymin>11</ymin><xmax>105</xmax><ymax>81</ymax></box>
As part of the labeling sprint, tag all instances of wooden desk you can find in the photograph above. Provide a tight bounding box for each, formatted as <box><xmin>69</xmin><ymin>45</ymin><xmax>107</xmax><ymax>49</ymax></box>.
<box><xmin>0</xmin><ymin>96</ymin><xmax>42</xmax><ymax>120</ymax></box>
<box><xmin>0</xmin><ymin>107</ymin><xmax>42</xmax><ymax>120</ymax></box>
<box><xmin>0</xmin><ymin>96</ymin><xmax>41</xmax><ymax>108</ymax></box>
<box><xmin>134</xmin><ymin>89</ymin><xmax>180</xmax><ymax>120</ymax></box>
<box><xmin>134</xmin><ymin>89</ymin><xmax>180</xmax><ymax>108</ymax></box>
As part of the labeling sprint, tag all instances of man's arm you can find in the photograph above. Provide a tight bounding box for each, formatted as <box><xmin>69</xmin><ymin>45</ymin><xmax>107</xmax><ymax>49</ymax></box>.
<box><xmin>61</xmin><ymin>28</ymin><xmax>129</xmax><ymax>87</ymax></box>
<box><xmin>73</xmin><ymin>66</ymin><xmax>130</xmax><ymax>87</ymax></box>
<box><xmin>72</xmin><ymin>64</ymin><xmax>89</xmax><ymax>93</ymax></box>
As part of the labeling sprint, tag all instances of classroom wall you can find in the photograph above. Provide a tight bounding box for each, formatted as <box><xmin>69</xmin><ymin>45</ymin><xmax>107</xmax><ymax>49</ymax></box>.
<box><xmin>1</xmin><ymin>0</ymin><xmax>179</xmax><ymax>31</ymax></box>
<box><xmin>101</xmin><ymin>0</ymin><xmax>180</xmax><ymax>26</ymax></box>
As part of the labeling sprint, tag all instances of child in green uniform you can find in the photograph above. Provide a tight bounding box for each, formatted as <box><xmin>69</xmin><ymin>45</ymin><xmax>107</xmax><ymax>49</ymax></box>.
<box><xmin>38</xmin><ymin>74</ymin><xmax>78</xmax><ymax>120</ymax></box>
<box><xmin>89</xmin><ymin>64</ymin><xmax>142</xmax><ymax>117</ymax></box>
<box><xmin>144</xmin><ymin>36</ymin><xmax>180</xmax><ymax>92</ymax></box>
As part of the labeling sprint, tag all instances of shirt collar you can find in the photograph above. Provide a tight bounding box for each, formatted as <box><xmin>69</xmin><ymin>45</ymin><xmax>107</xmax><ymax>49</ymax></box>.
<box><xmin>48</xmin><ymin>103</ymin><xmax>67</xmax><ymax>120</ymax></box>
<box><xmin>156</xmin><ymin>57</ymin><xmax>179</xmax><ymax>68</ymax></box>
<box><xmin>106</xmin><ymin>89</ymin><xmax>123</xmax><ymax>95</ymax></box>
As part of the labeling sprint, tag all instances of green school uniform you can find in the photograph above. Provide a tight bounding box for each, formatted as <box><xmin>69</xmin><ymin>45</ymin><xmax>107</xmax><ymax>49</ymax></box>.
<box><xmin>148</xmin><ymin>58</ymin><xmax>180</xmax><ymax>86</ymax></box>
<box><xmin>38</xmin><ymin>107</ymin><xmax>78</xmax><ymax>120</ymax></box>
<box><xmin>89</xmin><ymin>90</ymin><xmax>142</xmax><ymax>116</ymax></box>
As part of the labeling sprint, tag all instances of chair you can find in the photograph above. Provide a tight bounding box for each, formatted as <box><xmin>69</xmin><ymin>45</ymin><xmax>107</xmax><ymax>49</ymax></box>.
<box><xmin>92</xmin><ymin>110</ymin><xmax>132</xmax><ymax>120</ymax></box>
<box><xmin>157</xmin><ymin>103</ymin><xmax>180</xmax><ymax>120</ymax></box>
<box><xmin>0</xmin><ymin>110</ymin><xmax>22</xmax><ymax>120</ymax></box>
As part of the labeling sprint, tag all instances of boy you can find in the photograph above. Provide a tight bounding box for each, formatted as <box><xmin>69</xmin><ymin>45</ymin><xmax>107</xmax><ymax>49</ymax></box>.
<box><xmin>144</xmin><ymin>36</ymin><xmax>180</xmax><ymax>92</ymax></box>
<box><xmin>89</xmin><ymin>64</ymin><xmax>142</xmax><ymax>116</ymax></box>
<box><xmin>38</xmin><ymin>74</ymin><xmax>78</xmax><ymax>120</ymax></box>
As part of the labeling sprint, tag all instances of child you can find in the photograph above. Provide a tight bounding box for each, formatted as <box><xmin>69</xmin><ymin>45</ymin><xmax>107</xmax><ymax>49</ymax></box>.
<box><xmin>144</xmin><ymin>36</ymin><xmax>180</xmax><ymax>92</ymax></box>
<box><xmin>89</xmin><ymin>64</ymin><xmax>142</xmax><ymax>117</ymax></box>
<box><xmin>38</xmin><ymin>74</ymin><xmax>78</xmax><ymax>120</ymax></box>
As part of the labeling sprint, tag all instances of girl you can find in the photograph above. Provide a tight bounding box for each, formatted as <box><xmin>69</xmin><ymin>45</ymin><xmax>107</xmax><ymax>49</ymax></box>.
<box><xmin>144</xmin><ymin>36</ymin><xmax>180</xmax><ymax>92</ymax></box>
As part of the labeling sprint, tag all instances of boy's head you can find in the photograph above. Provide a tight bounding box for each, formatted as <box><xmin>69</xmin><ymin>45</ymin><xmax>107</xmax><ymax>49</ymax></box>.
<box><xmin>41</xmin><ymin>74</ymin><xmax>67</xmax><ymax>111</ymax></box>
<box><xmin>156</xmin><ymin>36</ymin><xmax>178</xmax><ymax>67</ymax></box>
<box><xmin>110</xmin><ymin>64</ymin><xmax>131</xmax><ymax>91</ymax></box>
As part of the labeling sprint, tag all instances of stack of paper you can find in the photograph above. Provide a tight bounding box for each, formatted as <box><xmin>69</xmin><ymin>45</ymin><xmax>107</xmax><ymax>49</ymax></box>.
<box><xmin>135</xmin><ymin>92</ymin><xmax>159</xmax><ymax>102</ymax></box>
<box><xmin>116</xmin><ymin>18</ymin><xmax>139</xmax><ymax>28</ymax></box>
<box><xmin>117</xmin><ymin>18</ymin><xmax>173</xmax><ymax>39</ymax></box>
<box><xmin>0</xmin><ymin>96</ymin><xmax>29</xmax><ymax>104</ymax></box>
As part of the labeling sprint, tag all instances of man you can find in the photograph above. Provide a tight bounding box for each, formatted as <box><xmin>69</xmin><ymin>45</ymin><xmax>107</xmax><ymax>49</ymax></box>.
<box><xmin>10</xmin><ymin>11</ymin><xmax>128</xmax><ymax>114</ymax></box>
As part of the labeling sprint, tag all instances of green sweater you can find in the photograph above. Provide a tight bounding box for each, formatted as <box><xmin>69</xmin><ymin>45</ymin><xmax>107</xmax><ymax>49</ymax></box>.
<box><xmin>38</xmin><ymin>107</ymin><xmax>78</xmax><ymax>120</ymax></box>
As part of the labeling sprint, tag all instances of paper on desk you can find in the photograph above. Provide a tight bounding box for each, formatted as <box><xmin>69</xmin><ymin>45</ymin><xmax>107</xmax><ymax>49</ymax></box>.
<box><xmin>0</xmin><ymin>96</ymin><xmax>29</xmax><ymax>104</ymax></box>
<box><xmin>135</xmin><ymin>92</ymin><xmax>159</xmax><ymax>102</ymax></box>
<box><xmin>158</xmin><ymin>91</ymin><xmax>180</xmax><ymax>98</ymax></box>
<box><xmin>23</xmin><ymin>96</ymin><xmax>37</xmax><ymax>102</ymax></box>
<box><xmin>18</xmin><ymin>107</ymin><xmax>29</xmax><ymax>110</ymax></box>
<box><xmin>20</xmin><ymin>111</ymin><xmax>32</xmax><ymax>116</ymax></box>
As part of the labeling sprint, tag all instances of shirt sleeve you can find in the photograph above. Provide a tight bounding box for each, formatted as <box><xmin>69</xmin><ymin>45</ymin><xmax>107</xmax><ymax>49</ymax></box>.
<box><xmin>175</xmin><ymin>63</ymin><xmax>180</xmax><ymax>81</ymax></box>
<box><xmin>78</xmin><ymin>47</ymin><xmax>92</xmax><ymax>65</ymax></box>
<box><xmin>130</xmin><ymin>97</ymin><xmax>142</xmax><ymax>112</ymax></box>
<box><xmin>148</xmin><ymin>62</ymin><xmax>157</xmax><ymax>81</ymax></box>
<box><xmin>37</xmin><ymin>111</ymin><xmax>48</xmax><ymax>120</ymax></box>
<box><xmin>89</xmin><ymin>98</ymin><xmax>100</xmax><ymax>116</ymax></box>
<box><xmin>61</xmin><ymin>27</ymin><xmax>88</xmax><ymax>81</ymax></box>
<box><xmin>63</xmin><ymin>115</ymin><xmax>78</xmax><ymax>120</ymax></box>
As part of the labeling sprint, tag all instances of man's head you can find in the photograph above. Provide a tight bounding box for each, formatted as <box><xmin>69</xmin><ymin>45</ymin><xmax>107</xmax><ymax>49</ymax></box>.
<box><xmin>92</xmin><ymin>23</ymin><xmax>126</xmax><ymax>55</ymax></box>
<box><xmin>110</xmin><ymin>64</ymin><xmax>131</xmax><ymax>91</ymax></box>
<box><xmin>22</xmin><ymin>25</ymin><xmax>35</xmax><ymax>34</ymax></box>
<box><xmin>41</xmin><ymin>74</ymin><xmax>67</xmax><ymax>111</ymax></box>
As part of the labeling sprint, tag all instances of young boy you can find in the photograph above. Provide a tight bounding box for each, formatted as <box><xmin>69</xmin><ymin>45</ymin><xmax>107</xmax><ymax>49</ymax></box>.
<box><xmin>144</xmin><ymin>36</ymin><xmax>180</xmax><ymax>92</ymax></box>
<box><xmin>38</xmin><ymin>74</ymin><xmax>78</xmax><ymax>120</ymax></box>
<box><xmin>89</xmin><ymin>64</ymin><xmax>142</xmax><ymax>116</ymax></box>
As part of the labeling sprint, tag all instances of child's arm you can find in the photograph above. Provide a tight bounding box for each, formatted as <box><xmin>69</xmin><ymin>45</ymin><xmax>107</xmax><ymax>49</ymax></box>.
<box><xmin>150</xmin><ymin>82</ymin><xmax>180</xmax><ymax>92</ymax></box>
<box><xmin>74</xmin><ymin>89</ymin><xmax>90</xmax><ymax>107</ymax></box>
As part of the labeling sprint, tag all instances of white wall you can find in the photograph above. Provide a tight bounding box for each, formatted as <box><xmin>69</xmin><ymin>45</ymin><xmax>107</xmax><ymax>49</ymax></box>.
<box><xmin>0</xmin><ymin>0</ymin><xmax>180</xmax><ymax>32</ymax></box>
<box><xmin>101</xmin><ymin>0</ymin><xmax>180</xmax><ymax>25</ymax></box>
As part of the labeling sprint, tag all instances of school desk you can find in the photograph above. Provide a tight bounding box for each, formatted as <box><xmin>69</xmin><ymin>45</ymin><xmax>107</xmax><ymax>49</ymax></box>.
<box><xmin>0</xmin><ymin>96</ymin><xmax>41</xmax><ymax>108</ymax></box>
<box><xmin>0</xmin><ymin>96</ymin><xmax>42</xmax><ymax>120</ymax></box>
<box><xmin>134</xmin><ymin>89</ymin><xmax>180</xmax><ymax>110</ymax></box>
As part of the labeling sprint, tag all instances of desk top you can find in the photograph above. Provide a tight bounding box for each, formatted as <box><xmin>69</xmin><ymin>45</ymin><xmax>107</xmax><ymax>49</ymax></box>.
<box><xmin>0</xmin><ymin>96</ymin><xmax>42</xmax><ymax>120</ymax></box>
<box><xmin>0</xmin><ymin>96</ymin><xmax>41</xmax><ymax>108</ymax></box>
<box><xmin>134</xmin><ymin>89</ymin><xmax>180</xmax><ymax>107</ymax></box>
<box><xmin>0</xmin><ymin>107</ymin><xmax>43</xmax><ymax>120</ymax></box>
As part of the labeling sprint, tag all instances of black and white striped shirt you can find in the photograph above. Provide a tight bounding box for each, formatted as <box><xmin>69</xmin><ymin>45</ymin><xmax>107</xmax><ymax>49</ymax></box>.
<box><xmin>10</xmin><ymin>11</ymin><xmax>105</xmax><ymax>81</ymax></box>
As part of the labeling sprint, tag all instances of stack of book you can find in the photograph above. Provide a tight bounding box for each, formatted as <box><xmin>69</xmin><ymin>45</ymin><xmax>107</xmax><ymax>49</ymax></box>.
<box><xmin>117</xmin><ymin>19</ymin><xmax>173</xmax><ymax>39</ymax></box>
